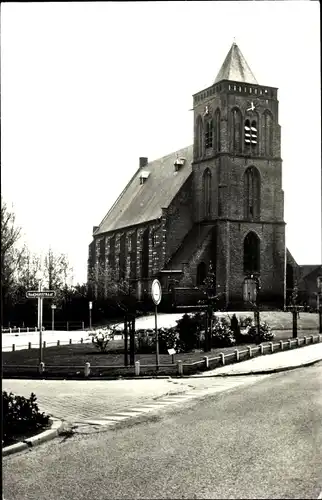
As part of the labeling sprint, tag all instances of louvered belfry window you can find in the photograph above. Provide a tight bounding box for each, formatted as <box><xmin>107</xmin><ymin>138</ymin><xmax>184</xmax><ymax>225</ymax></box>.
<box><xmin>244</xmin><ymin>120</ymin><xmax>258</xmax><ymax>149</ymax></box>
<box><xmin>205</xmin><ymin>120</ymin><xmax>213</xmax><ymax>149</ymax></box>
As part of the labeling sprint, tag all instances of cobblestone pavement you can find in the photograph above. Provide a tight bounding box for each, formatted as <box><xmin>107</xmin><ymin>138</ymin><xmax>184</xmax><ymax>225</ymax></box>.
<box><xmin>2</xmin><ymin>375</ymin><xmax>268</xmax><ymax>432</ymax></box>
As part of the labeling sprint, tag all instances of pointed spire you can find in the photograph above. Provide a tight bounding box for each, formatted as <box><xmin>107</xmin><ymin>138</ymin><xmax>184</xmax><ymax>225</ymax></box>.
<box><xmin>214</xmin><ymin>42</ymin><xmax>258</xmax><ymax>85</ymax></box>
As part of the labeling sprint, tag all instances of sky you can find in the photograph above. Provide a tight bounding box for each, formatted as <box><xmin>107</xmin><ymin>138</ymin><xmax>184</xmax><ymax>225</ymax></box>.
<box><xmin>2</xmin><ymin>1</ymin><xmax>321</xmax><ymax>285</ymax></box>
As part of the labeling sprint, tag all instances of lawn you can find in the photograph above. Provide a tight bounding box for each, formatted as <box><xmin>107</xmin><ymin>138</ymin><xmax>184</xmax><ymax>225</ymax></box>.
<box><xmin>3</xmin><ymin>311</ymin><xmax>319</xmax><ymax>378</ymax></box>
<box><xmin>109</xmin><ymin>311</ymin><xmax>319</xmax><ymax>332</ymax></box>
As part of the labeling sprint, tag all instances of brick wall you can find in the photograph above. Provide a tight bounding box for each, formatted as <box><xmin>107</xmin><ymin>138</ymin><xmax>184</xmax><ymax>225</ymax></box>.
<box><xmin>164</xmin><ymin>176</ymin><xmax>194</xmax><ymax>261</ymax></box>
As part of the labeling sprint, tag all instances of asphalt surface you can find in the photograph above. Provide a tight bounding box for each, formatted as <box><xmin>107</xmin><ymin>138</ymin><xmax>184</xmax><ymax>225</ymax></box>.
<box><xmin>2</xmin><ymin>376</ymin><xmax>267</xmax><ymax>424</ymax></box>
<box><xmin>3</xmin><ymin>362</ymin><xmax>322</xmax><ymax>499</ymax></box>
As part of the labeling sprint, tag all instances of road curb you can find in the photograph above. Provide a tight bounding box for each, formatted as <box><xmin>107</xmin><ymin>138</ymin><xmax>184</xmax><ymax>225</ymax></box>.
<box><xmin>192</xmin><ymin>357</ymin><xmax>322</xmax><ymax>378</ymax></box>
<box><xmin>2</xmin><ymin>418</ymin><xmax>65</xmax><ymax>457</ymax></box>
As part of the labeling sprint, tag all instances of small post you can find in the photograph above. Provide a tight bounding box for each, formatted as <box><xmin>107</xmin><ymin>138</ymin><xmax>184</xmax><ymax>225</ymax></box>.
<box><xmin>135</xmin><ymin>360</ymin><xmax>140</xmax><ymax>376</ymax></box>
<box><xmin>69</xmin><ymin>338</ymin><xmax>72</xmax><ymax>345</ymax></box>
<box><xmin>35</xmin><ymin>327</ymin><xmax>37</xmax><ymax>332</ymax></box>
<box><xmin>319</xmin><ymin>334</ymin><xmax>322</xmax><ymax>342</ymax></box>
<box><xmin>84</xmin><ymin>362</ymin><xmax>90</xmax><ymax>377</ymax></box>
<box><xmin>235</xmin><ymin>349</ymin><xmax>240</xmax><ymax>361</ymax></box>
<box><xmin>177</xmin><ymin>360</ymin><xmax>183</xmax><ymax>376</ymax></box>
<box><xmin>297</xmin><ymin>337</ymin><xmax>300</xmax><ymax>347</ymax></box>
<box><xmin>220</xmin><ymin>352</ymin><xmax>225</xmax><ymax>365</ymax></box>
<box><xmin>28</xmin><ymin>342</ymin><xmax>31</xmax><ymax>350</ymax></box>
<box><xmin>39</xmin><ymin>362</ymin><xmax>45</xmax><ymax>374</ymax></box>
<box><xmin>248</xmin><ymin>346</ymin><xmax>252</xmax><ymax>358</ymax></box>
<box><xmin>292</xmin><ymin>309</ymin><xmax>298</xmax><ymax>338</ymax></box>
<box><xmin>311</xmin><ymin>335</ymin><xmax>314</xmax><ymax>344</ymax></box>
<box><xmin>43</xmin><ymin>341</ymin><xmax>46</xmax><ymax>349</ymax></box>
<box><xmin>288</xmin><ymin>339</ymin><xmax>292</xmax><ymax>349</ymax></box>
<box><xmin>260</xmin><ymin>344</ymin><xmax>265</xmax><ymax>354</ymax></box>
<box><xmin>57</xmin><ymin>340</ymin><xmax>60</xmax><ymax>346</ymax></box>
<box><xmin>82</xmin><ymin>321</ymin><xmax>84</xmax><ymax>330</ymax></box>
<box><xmin>9</xmin><ymin>327</ymin><xmax>12</xmax><ymax>334</ymax></box>
<box><xmin>269</xmin><ymin>342</ymin><xmax>274</xmax><ymax>353</ymax></box>
<box><xmin>280</xmin><ymin>340</ymin><xmax>284</xmax><ymax>350</ymax></box>
<box><xmin>12</xmin><ymin>344</ymin><xmax>15</xmax><ymax>352</ymax></box>
<box><xmin>203</xmin><ymin>356</ymin><xmax>209</xmax><ymax>369</ymax></box>
<box><xmin>67</xmin><ymin>321</ymin><xmax>69</xmax><ymax>331</ymax></box>
<box><xmin>18</xmin><ymin>327</ymin><xmax>20</xmax><ymax>333</ymax></box>
<box><xmin>80</xmin><ymin>338</ymin><xmax>83</xmax><ymax>344</ymax></box>
<box><xmin>27</xmin><ymin>327</ymin><xmax>29</xmax><ymax>333</ymax></box>
<box><xmin>304</xmin><ymin>336</ymin><xmax>308</xmax><ymax>345</ymax></box>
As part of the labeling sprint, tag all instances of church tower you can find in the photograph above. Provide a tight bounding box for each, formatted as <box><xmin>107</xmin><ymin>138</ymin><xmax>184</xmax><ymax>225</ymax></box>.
<box><xmin>192</xmin><ymin>42</ymin><xmax>285</xmax><ymax>308</ymax></box>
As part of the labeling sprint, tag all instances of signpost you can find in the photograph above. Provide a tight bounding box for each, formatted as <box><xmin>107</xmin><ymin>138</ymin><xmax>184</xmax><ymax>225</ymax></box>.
<box><xmin>51</xmin><ymin>304</ymin><xmax>57</xmax><ymax>331</ymax></box>
<box><xmin>89</xmin><ymin>301</ymin><xmax>93</xmax><ymax>329</ymax></box>
<box><xmin>151</xmin><ymin>279</ymin><xmax>162</xmax><ymax>370</ymax></box>
<box><xmin>26</xmin><ymin>285</ymin><xmax>55</xmax><ymax>368</ymax></box>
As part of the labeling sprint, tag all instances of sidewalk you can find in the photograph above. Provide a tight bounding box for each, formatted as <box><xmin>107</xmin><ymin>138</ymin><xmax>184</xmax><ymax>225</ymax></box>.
<box><xmin>192</xmin><ymin>342</ymin><xmax>322</xmax><ymax>377</ymax></box>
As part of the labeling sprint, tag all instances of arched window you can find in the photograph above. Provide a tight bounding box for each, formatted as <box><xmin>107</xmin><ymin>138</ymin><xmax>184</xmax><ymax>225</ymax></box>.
<box><xmin>264</xmin><ymin>111</ymin><xmax>273</xmax><ymax>156</ymax></box>
<box><xmin>214</xmin><ymin>109</ymin><xmax>221</xmax><ymax>152</ymax></box>
<box><xmin>244</xmin><ymin>167</ymin><xmax>261</xmax><ymax>219</ymax></box>
<box><xmin>195</xmin><ymin>116</ymin><xmax>204</xmax><ymax>158</ymax></box>
<box><xmin>141</xmin><ymin>228</ymin><xmax>149</xmax><ymax>279</ymax></box>
<box><xmin>130</xmin><ymin>232</ymin><xmax>137</xmax><ymax>280</ymax></box>
<box><xmin>243</xmin><ymin>232</ymin><xmax>260</xmax><ymax>274</ymax></box>
<box><xmin>244</xmin><ymin>118</ymin><xmax>258</xmax><ymax>153</ymax></box>
<box><xmin>203</xmin><ymin>168</ymin><xmax>212</xmax><ymax>219</ymax></box>
<box><xmin>231</xmin><ymin>108</ymin><xmax>242</xmax><ymax>153</ymax></box>
<box><xmin>286</xmin><ymin>264</ymin><xmax>294</xmax><ymax>291</ymax></box>
<box><xmin>109</xmin><ymin>235</ymin><xmax>116</xmax><ymax>270</ymax></box>
<box><xmin>205</xmin><ymin>119</ymin><xmax>213</xmax><ymax>149</ymax></box>
<box><xmin>119</xmin><ymin>233</ymin><xmax>126</xmax><ymax>280</ymax></box>
<box><xmin>197</xmin><ymin>262</ymin><xmax>207</xmax><ymax>286</ymax></box>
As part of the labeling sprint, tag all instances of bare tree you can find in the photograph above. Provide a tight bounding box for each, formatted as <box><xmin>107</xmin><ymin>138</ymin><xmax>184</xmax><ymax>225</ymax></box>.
<box><xmin>1</xmin><ymin>198</ymin><xmax>25</xmax><ymax>322</ymax></box>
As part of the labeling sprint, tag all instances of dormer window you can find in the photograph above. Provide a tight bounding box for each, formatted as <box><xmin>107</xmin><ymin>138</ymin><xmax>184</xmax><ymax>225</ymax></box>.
<box><xmin>174</xmin><ymin>157</ymin><xmax>186</xmax><ymax>171</ymax></box>
<box><xmin>139</xmin><ymin>171</ymin><xmax>150</xmax><ymax>185</ymax></box>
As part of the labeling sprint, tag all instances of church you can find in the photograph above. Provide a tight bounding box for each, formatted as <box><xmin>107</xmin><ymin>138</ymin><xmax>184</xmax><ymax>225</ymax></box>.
<box><xmin>88</xmin><ymin>42</ymin><xmax>302</xmax><ymax>310</ymax></box>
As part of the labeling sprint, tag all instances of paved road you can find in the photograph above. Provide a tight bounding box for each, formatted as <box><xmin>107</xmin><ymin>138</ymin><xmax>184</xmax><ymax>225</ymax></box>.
<box><xmin>3</xmin><ymin>363</ymin><xmax>322</xmax><ymax>499</ymax></box>
<box><xmin>2</xmin><ymin>376</ymin><xmax>267</xmax><ymax>425</ymax></box>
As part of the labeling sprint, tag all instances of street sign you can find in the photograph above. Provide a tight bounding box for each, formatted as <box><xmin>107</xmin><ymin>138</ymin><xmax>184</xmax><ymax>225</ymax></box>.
<box><xmin>168</xmin><ymin>348</ymin><xmax>176</xmax><ymax>355</ymax></box>
<box><xmin>151</xmin><ymin>279</ymin><xmax>162</xmax><ymax>305</ymax></box>
<box><xmin>26</xmin><ymin>290</ymin><xmax>55</xmax><ymax>299</ymax></box>
<box><xmin>89</xmin><ymin>301</ymin><xmax>93</xmax><ymax>310</ymax></box>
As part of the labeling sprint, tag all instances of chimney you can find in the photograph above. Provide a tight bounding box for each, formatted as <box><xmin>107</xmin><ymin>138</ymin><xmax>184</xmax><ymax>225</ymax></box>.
<box><xmin>139</xmin><ymin>157</ymin><xmax>148</xmax><ymax>168</ymax></box>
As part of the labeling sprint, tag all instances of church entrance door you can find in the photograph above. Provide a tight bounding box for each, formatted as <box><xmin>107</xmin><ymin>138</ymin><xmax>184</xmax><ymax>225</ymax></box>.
<box><xmin>243</xmin><ymin>278</ymin><xmax>257</xmax><ymax>304</ymax></box>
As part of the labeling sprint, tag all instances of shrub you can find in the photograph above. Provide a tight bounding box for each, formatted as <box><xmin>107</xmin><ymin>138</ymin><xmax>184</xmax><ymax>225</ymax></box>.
<box><xmin>136</xmin><ymin>327</ymin><xmax>183</xmax><ymax>354</ymax></box>
<box><xmin>211</xmin><ymin>317</ymin><xmax>236</xmax><ymax>348</ymax></box>
<box><xmin>175</xmin><ymin>313</ymin><xmax>204</xmax><ymax>352</ymax></box>
<box><xmin>89</xmin><ymin>328</ymin><xmax>114</xmax><ymax>352</ymax></box>
<box><xmin>246</xmin><ymin>321</ymin><xmax>275</xmax><ymax>344</ymax></box>
<box><xmin>3</xmin><ymin>391</ymin><xmax>50</xmax><ymax>446</ymax></box>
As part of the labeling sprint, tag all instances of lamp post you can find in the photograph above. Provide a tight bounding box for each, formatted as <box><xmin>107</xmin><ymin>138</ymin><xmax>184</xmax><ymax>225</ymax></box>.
<box><xmin>89</xmin><ymin>301</ymin><xmax>92</xmax><ymax>329</ymax></box>
<box><xmin>51</xmin><ymin>304</ymin><xmax>56</xmax><ymax>331</ymax></box>
<box><xmin>291</xmin><ymin>285</ymin><xmax>298</xmax><ymax>338</ymax></box>
<box><xmin>250</xmin><ymin>274</ymin><xmax>261</xmax><ymax>338</ymax></box>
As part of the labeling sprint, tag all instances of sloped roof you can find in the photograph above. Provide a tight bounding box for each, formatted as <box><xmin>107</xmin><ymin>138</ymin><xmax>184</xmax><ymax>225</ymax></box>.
<box><xmin>214</xmin><ymin>42</ymin><xmax>258</xmax><ymax>85</ymax></box>
<box><xmin>299</xmin><ymin>265</ymin><xmax>321</xmax><ymax>280</ymax></box>
<box><xmin>95</xmin><ymin>145</ymin><xmax>193</xmax><ymax>236</ymax></box>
